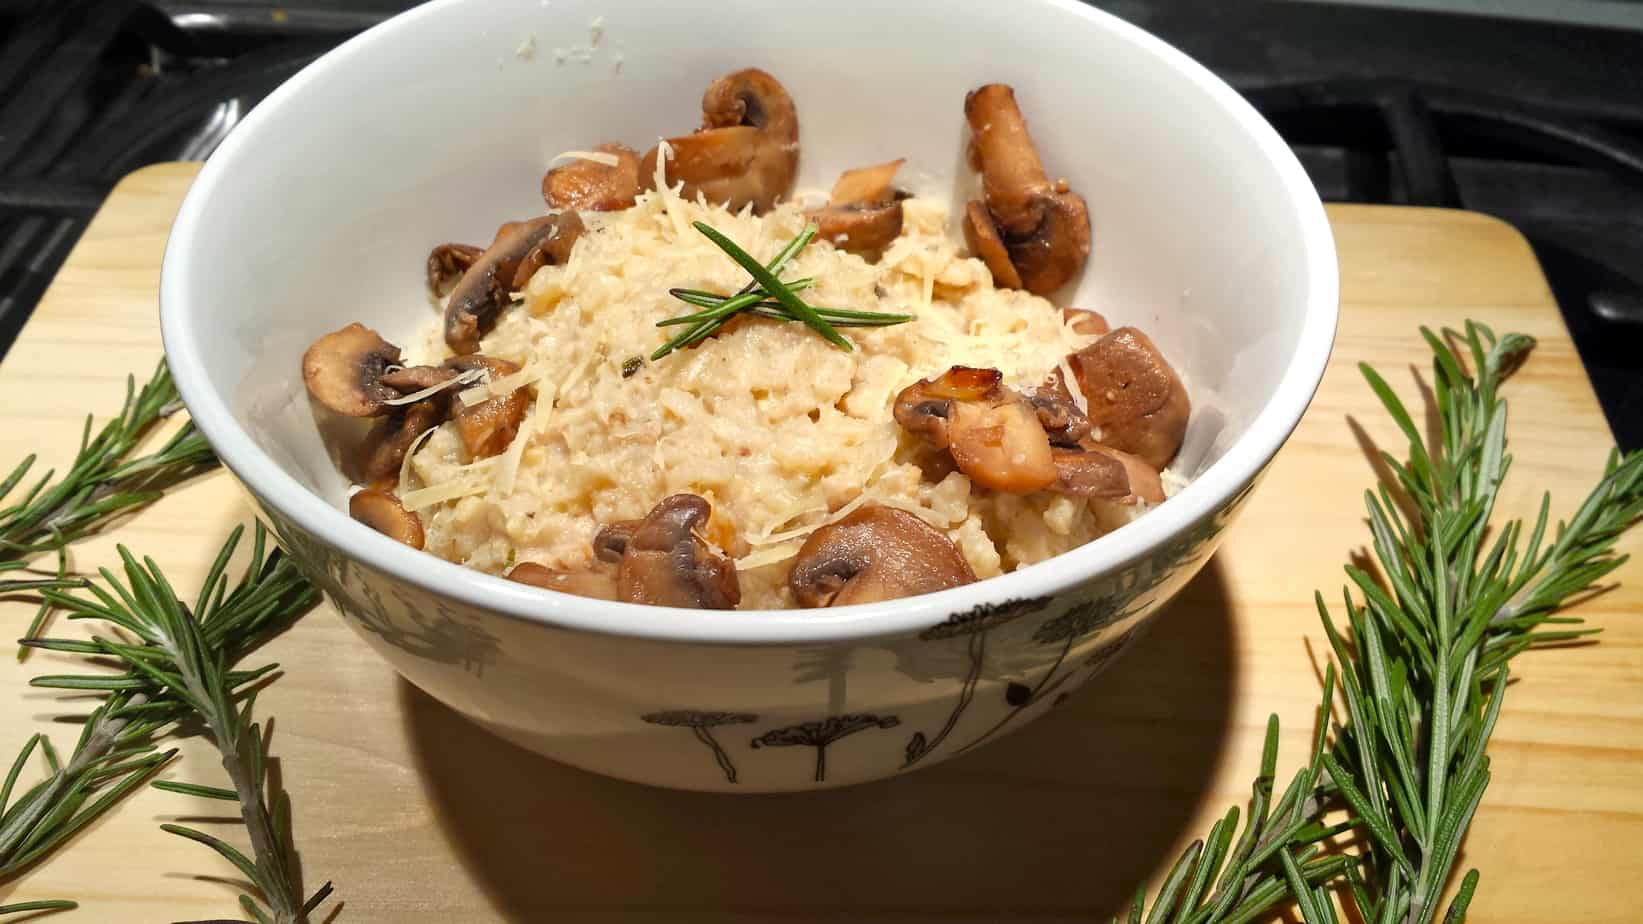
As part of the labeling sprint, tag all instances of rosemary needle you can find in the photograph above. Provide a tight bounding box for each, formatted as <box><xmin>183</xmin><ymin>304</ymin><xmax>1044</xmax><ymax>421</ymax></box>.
<box><xmin>650</xmin><ymin>228</ymin><xmax>819</xmax><ymax>361</ymax></box>
<box><xmin>692</xmin><ymin>221</ymin><xmax>851</xmax><ymax>350</ymax></box>
<box><xmin>1114</xmin><ymin>323</ymin><xmax>1642</xmax><ymax>924</ymax></box>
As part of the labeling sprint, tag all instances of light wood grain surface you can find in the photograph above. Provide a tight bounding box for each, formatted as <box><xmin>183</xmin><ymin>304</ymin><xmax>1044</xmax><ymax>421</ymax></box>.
<box><xmin>0</xmin><ymin>162</ymin><xmax>1638</xmax><ymax>922</ymax></box>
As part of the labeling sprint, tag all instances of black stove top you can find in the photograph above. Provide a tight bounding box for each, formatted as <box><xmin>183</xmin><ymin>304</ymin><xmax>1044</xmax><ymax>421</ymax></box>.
<box><xmin>2</xmin><ymin>0</ymin><xmax>1639</xmax><ymax>448</ymax></box>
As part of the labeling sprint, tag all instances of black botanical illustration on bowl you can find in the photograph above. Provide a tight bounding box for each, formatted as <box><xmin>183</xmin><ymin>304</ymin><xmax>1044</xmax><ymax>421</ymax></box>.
<box><xmin>956</xmin><ymin>592</ymin><xmax>1138</xmax><ymax>755</ymax></box>
<box><xmin>643</xmin><ymin>711</ymin><xmax>758</xmax><ymax>783</ymax></box>
<box><xmin>1084</xmin><ymin>626</ymin><xmax>1142</xmax><ymax>677</ymax></box>
<box><xmin>752</xmin><ymin>714</ymin><xmax>901</xmax><ymax>782</ymax></box>
<box><xmin>349</xmin><ymin>582</ymin><xmax>501</xmax><ymax>675</ymax></box>
<box><xmin>901</xmin><ymin>596</ymin><xmax>1051</xmax><ymax>768</ymax></box>
<box><xmin>262</xmin><ymin>508</ymin><xmax>503</xmax><ymax>673</ymax></box>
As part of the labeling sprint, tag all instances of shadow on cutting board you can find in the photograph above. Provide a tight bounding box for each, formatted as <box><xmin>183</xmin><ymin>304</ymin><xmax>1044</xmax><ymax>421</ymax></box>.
<box><xmin>400</xmin><ymin>559</ymin><xmax>1239</xmax><ymax>921</ymax></box>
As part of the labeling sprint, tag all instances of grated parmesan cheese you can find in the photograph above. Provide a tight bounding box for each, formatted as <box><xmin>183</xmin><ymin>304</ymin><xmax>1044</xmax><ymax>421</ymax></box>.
<box><xmin>401</xmin><ymin>474</ymin><xmax>491</xmax><ymax>510</ymax></box>
<box><xmin>1058</xmin><ymin>355</ymin><xmax>1088</xmax><ymax>415</ymax></box>
<box><xmin>382</xmin><ymin>367</ymin><xmax>487</xmax><ymax>407</ymax></box>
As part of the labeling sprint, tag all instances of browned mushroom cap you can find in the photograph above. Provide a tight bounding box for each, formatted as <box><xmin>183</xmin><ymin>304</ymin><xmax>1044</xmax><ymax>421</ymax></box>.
<box><xmin>893</xmin><ymin>366</ymin><xmax>1057</xmax><ymax>494</ymax></box>
<box><xmin>444</xmin><ymin>356</ymin><xmax>529</xmax><ymax>459</ymax></box>
<box><xmin>639</xmin><ymin>68</ymin><xmax>800</xmax><ymax>214</ymax></box>
<box><xmin>506</xmin><ymin>561</ymin><xmax>619</xmax><ymax>600</ymax></box>
<box><xmin>1006</xmin><ymin>189</ymin><xmax>1090</xmax><ymax>295</ymax></box>
<box><xmin>1068</xmin><ymin>326</ymin><xmax>1190</xmax><ymax>469</ymax></box>
<box><xmin>427</xmin><ymin>243</ymin><xmax>483</xmax><ymax>297</ymax></box>
<box><xmin>1049</xmin><ymin>444</ymin><xmax>1164</xmax><ymax>504</ymax></box>
<box><xmin>807</xmin><ymin>160</ymin><xmax>906</xmax><ymax>258</ymax></box>
<box><xmin>542</xmin><ymin>143</ymin><xmax>642</xmax><ymax>212</ymax></box>
<box><xmin>349</xmin><ymin>397</ymin><xmax>448</xmax><ymax>490</ymax></box>
<box><xmin>349</xmin><ymin>489</ymin><xmax>425</xmax><ymax>548</ymax></box>
<box><xmin>1028</xmin><ymin>371</ymin><xmax>1094</xmax><ymax>447</ymax></box>
<box><xmin>616</xmin><ymin>494</ymin><xmax>740</xmax><ymax>608</ymax></box>
<box><xmin>962</xmin><ymin>201</ymin><xmax>1023</xmax><ymax>290</ymax></box>
<box><xmin>444</xmin><ymin>211</ymin><xmax>584</xmax><ymax>354</ymax></box>
<box><xmin>301</xmin><ymin>323</ymin><xmax>404</xmax><ymax>417</ymax></box>
<box><xmin>963</xmin><ymin>84</ymin><xmax>1092</xmax><ymax>295</ymax></box>
<box><xmin>788</xmin><ymin>505</ymin><xmax>975</xmax><ymax>607</ymax></box>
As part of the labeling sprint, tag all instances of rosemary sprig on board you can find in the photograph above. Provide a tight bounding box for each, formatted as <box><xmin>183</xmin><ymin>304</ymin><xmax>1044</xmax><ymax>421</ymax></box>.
<box><xmin>652</xmin><ymin>222</ymin><xmax>909</xmax><ymax>360</ymax></box>
<box><xmin>0</xmin><ymin>358</ymin><xmax>218</xmax><ymax>649</ymax></box>
<box><xmin>4</xmin><ymin>523</ymin><xmax>324</xmax><ymax>921</ymax></box>
<box><xmin>1116</xmin><ymin>323</ymin><xmax>1642</xmax><ymax>924</ymax></box>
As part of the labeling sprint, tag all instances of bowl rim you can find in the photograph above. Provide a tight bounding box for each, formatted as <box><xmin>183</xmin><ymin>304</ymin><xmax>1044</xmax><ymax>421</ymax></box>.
<box><xmin>159</xmin><ymin>0</ymin><xmax>1339</xmax><ymax>645</ymax></box>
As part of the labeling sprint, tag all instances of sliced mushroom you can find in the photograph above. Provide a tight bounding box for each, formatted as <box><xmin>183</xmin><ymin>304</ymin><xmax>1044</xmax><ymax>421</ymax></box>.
<box><xmin>1063</xmin><ymin>307</ymin><xmax>1110</xmax><ymax>337</ymax></box>
<box><xmin>427</xmin><ymin>243</ymin><xmax>483</xmax><ymax>297</ymax></box>
<box><xmin>963</xmin><ymin>83</ymin><xmax>1091</xmax><ymax>294</ymax></box>
<box><xmin>1028</xmin><ymin>372</ymin><xmax>1093</xmax><ymax>447</ymax></box>
<box><xmin>1067</xmin><ymin>326</ymin><xmax>1190</xmax><ymax>469</ymax></box>
<box><xmin>615</xmin><ymin>494</ymin><xmax>740</xmax><ymax>608</ymax></box>
<box><xmin>444</xmin><ymin>356</ymin><xmax>529</xmax><ymax>458</ymax></box>
<box><xmin>444</xmin><ymin>211</ymin><xmax>585</xmax><ymax>354</ymax></box>
<box><xmin>962</xmin><ymin>200</ymin><xmax>1022</xmax><ymax>290</ymax></box>
<box><xmin>1050</xmin><ymin>444</ymin><xmax>1164</xmax><ymax>504</ymax></box>
<box><xmin>789</xmin><ymin>505</ymin><xmax>976</xmax><ymax>607</ymax></box>
<box><xmin>807</xmin><ymin>159</ymin><xmax>906</xmax><ymax>259</ymax></box>
<box><xmin>592</xmin><ymin>520</ymin><xmax>640</xmax><ymax>564</ymax></box>
<box><xmin>542</xmin><ymin>143</ymin><xmax>642</xmax><ymax>212</ymax></box>
<box><xmin>301</xmin><ymin>323</ymin><xmax>403</xmax><ymax>417</ymax></box>
<box><xmin>349</xmin><ymin>489</ymin><xmax>425</xmax><ymax>548</ymax></box>
<box><xmin>378</xmin><ymin>364</ymin><xmax>459</xmax><ymax>394</ymax></box>
<box><xmin>349</xmin><ymin>397</ymin><xmax>448</xmax><ymax>490</ymax></box>
<box><xmin>507</xmin><ymin>561</ymin><xmax>619</xmax><ymax>600</ymax></box>
<box><xmin>640</xmin><ymin>68</ymin><xmax>800</xmax><ymax>214</ymax></box>
<box><xmin>893</xmin><ymin>366</ymin><xmax>1056</xmax><ymax>494</ymax></box>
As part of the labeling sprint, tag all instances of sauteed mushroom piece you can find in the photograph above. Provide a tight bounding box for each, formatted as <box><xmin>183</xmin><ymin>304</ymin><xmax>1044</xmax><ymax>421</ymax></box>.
<box><xmin>444</xmin><ymin>356</ymin><xmax>529</xmax><ymax>459</ymax></box>
<box><xmin>350</xmin><ymin>397</ymin><xmax>448</xmax><ymax>490</ymax></box>
<box><xmin>807</xmin><ymin>159</ymin><xmax>906</xmax><ymax>259</ymax></box>
<box><xmin>612</xmin><ymin>494</ymin><xmax>740</xmax><ymax>608</ymax></box>
<box><xmin>1062</xmin><ymin>307</ymin><xmax>1109</xmax><ymax>337</ymax></box>
<box><xmin>301</xmin><ymin>323</ymin><xmax>403</xmax><ymax>417</ymax></box>
<box><xmin>788</xmin><ymin>505</ymin><xmax>975</xmax><ymax>607</ymax></box>
<box><xmin>640</xmin><ymin>68</ymin><xmax>800</xmax><ymax>214</ymax></box>
<box><xmin>961</xmin><ymin>200</ymin><xmax>1022</xmax><ymax>290</ymax></box>
<box><xmin>444</xmin><ymin>211</ymin><xmax>584</xmax><ymax>354</ymax></box>
<box><xmin>1050</xmin><ymin>444</ymin><xmax>1164</xmax><ymax>505</ymax></box>
<box><xmin>427</xmin><ymin>243</ymin><xmax>483</xmax><ymax>297</ymax></box>
<box><xmin>1028</xmin><ymin>373</ymin><xmax>1094</xmax><ymax>447</ymax></box>
<box><xmin>1067</xmin><ymin>326</ymin><xmax>1190</xmax><ymax>469</ymax></box>
<box><xmin>506</xmin><ymin>561</ymin><xmax>619</xmax><ymax>600</ymax></box>
<box><xmin>349</xmin><ymin>489</ymin><xmax>425</xmax><ymax>548</ymax></box>
<box><xmin>962</xmin><ymin>83</ymin><xmax>1091</xmax><ymax>294</ymax></box>
<box><xmin>592</xmin><ymin>520</ymin><xmax>640</xmax><ymax>564</ymax></box>
<box><xmin>894</xmin><ymin>366</ymin><xmax>1056</xmax><ymax>494</ymax></box>
<box><xmin>542</xmin><ymin>143</ymin><xmax>642</xmax><ymax>212</ymax></box>
<box><xmin>378</xmin><ymin>363</ymin><xmax>458</xmax><ymax>394</ymax></box>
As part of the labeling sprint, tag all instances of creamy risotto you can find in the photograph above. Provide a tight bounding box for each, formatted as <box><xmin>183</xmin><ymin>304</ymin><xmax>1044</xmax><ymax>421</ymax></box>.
<box><xmin>406</xmin><ymin>192</ymin><xmax>1134</xmax><ymax>608</ymax></box>
<box><xmin>299</xmin><ymin>68</ymin><xmax>1191</xmax><ymax>610</ymax></box>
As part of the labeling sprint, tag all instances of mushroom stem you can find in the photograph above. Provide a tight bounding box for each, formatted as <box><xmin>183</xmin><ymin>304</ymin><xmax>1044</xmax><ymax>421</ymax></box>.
<box><xmin>965</xmin><ymin>84</ymin><xmax>1052</xmax><ymax>237</ymax></box>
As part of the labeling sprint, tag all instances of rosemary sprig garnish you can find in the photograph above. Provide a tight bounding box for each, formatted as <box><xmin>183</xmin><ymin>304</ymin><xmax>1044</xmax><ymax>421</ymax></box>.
<box><xmin>651</xmin><ymin>222</ymin><xmax>910</xmax><ymax>360</ymax></box>
<box><xmin>0</xmin><ymin>358</ymin><xmax>218</xmax><ymax>651</ymax></box>
<box><xmin>1117</xmin><ymin>322</ymin><xmax>1641</xmax><ymax>924</ymax></box>
<box><xmin>4</xmin><ymin>522</ymin><xmax>325</xmax><ymax>921</ymax></box>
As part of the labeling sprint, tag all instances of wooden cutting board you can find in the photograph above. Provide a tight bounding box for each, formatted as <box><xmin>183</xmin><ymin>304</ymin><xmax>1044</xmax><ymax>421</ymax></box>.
<box><xmin>1</xmin><ymin>162</ymin><xmax>1638</xmax><ymax>923</ymax></box>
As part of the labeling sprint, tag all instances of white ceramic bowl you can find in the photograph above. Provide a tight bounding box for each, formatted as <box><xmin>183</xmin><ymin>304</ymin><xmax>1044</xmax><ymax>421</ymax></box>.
<box><xmin>160</xmin><ymin>0</ymin><xmax>1336</xmax><ymax>791</ymax></box>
